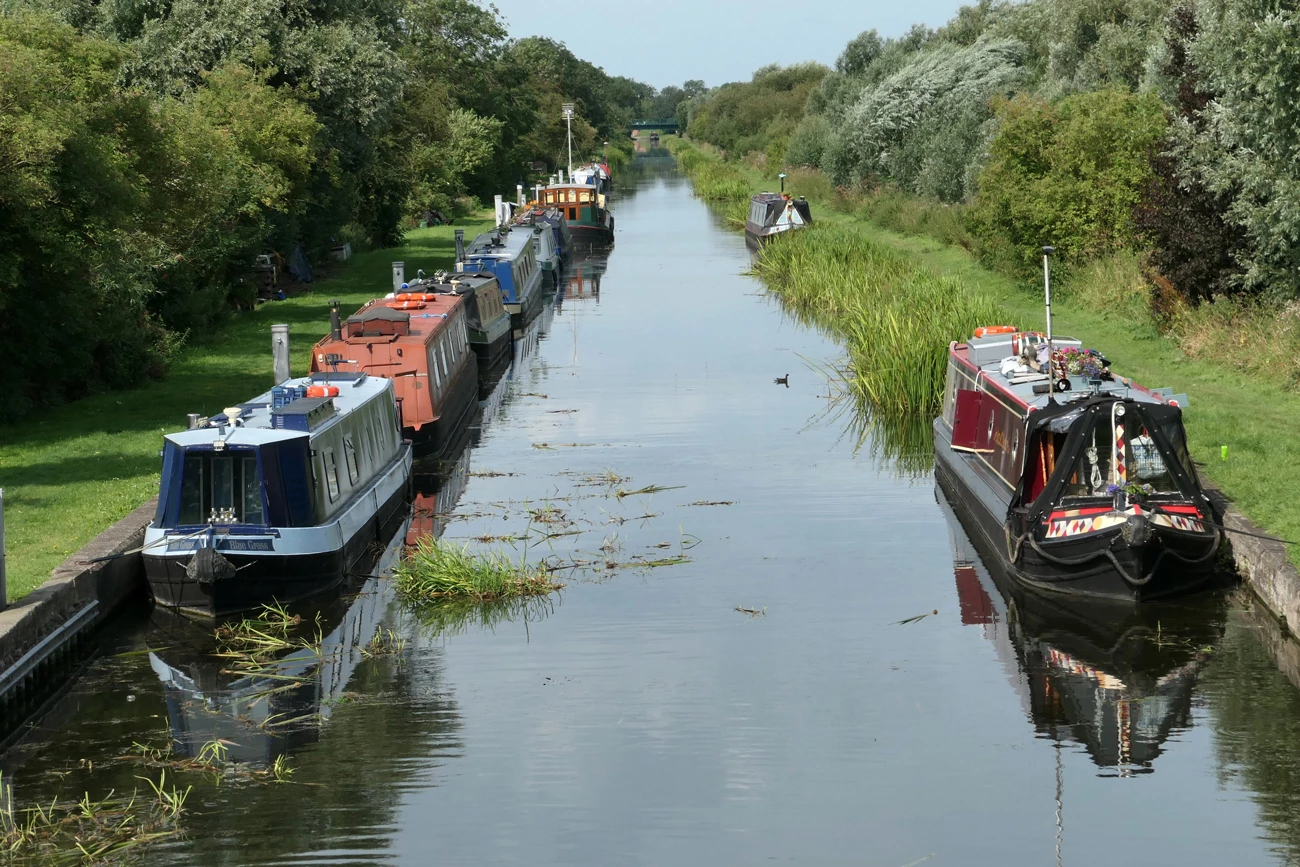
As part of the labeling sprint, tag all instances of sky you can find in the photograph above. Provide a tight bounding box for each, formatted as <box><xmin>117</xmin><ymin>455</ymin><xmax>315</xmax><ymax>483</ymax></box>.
<box><xmin>486</xmin><ymin>0</ymin><xmax>971</xmax><ymax>89</ymax></box>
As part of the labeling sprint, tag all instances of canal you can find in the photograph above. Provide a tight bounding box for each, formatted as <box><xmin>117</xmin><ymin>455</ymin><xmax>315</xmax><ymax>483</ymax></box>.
<box><xmin>6</xmin><ymin>151</ymin><xmax>1300</xmax><ymax>865</ymax></box>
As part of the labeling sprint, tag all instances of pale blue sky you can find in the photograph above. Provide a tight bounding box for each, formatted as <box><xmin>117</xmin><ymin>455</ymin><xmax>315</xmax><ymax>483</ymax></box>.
<box><xmin>487</xmin><ymin>0</ymin><xmax>969</xmax><ymax>89</ymax></box>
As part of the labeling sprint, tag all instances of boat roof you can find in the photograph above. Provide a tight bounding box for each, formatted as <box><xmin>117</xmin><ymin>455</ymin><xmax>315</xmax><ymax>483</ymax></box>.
<box><xmin>543</xmin><ymin>182</ymin><xmax>599</xmax><ymax>192</ymax></box>
<box><xmin>953</xmin><ymin>334</ymin><xmax>1187</xmax><ymax>412</ymax></box>
<box><xmin>464</xmin><ymin>226</ymin><xmax>533</xmax><ymax>259</ymax></box>
<box><xmin>164</xmin><ymin>373</ymin><xmax>392</xmax><ymax>447</ymax></box>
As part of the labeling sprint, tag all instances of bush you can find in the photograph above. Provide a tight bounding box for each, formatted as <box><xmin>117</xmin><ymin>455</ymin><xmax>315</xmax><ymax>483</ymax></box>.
<box><xmin>966</xmin><ymin>88</ymin><xmax>1168</xmax><ymax>272</ymax></box>
<box><xmin>824</xmin><ymin>37</ymin><xmax>1026</xmax><ymax>202</ymax></box>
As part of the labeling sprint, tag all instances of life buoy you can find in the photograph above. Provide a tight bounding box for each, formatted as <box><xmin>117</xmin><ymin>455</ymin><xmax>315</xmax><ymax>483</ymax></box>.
<box><xmin>395</xmin><ymin>293</ymin><xmax>412</xmax><ymax>301</ymax></box>
<box><xmin>973</xmin><ymin>325</ymin><xmax>1017</xmax><ymax>338</ymax></box>
<box><xmin>305</xmin><ymin>384</ymin><xmax>341</xmax><ymax>399</ymax></box>
<box><xmin>394</xmin><ymin>300</ymin><xmax>426</xmax><ymax>310</ymax></box>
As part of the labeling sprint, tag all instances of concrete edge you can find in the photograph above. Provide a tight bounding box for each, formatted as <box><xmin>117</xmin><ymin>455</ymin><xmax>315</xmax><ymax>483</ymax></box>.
<box><xmin>1203</xmin><ymin>480</ymin><xmax>1300</xmax><ymax>635</ymax></box>
<box><xmin>0</xmin><ymin>497</ymin><xmax>156</xmax><ymax>677</ymax></box>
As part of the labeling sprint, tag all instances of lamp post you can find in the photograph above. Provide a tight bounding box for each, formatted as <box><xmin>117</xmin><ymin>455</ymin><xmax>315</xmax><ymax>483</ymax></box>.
<box><xmin>562</xmin><ymin>103</ymin><xmax>575</xmax><ymax>176</ymax></box>
<box><xmin>779</xmin><ymin>172</ymin><xmax>787</xmax><ymax>194</ymax></box>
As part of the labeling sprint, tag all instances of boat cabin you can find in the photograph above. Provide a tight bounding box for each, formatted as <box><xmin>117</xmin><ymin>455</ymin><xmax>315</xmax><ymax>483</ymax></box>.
<box><xmin>542</xmin><ymin>183</ymin><xmax>605</xmax><ymax>228</ymax></box>
<box><xmin>458</xmin><ymin>226</ymin><xmax>542</xmax><ymax>310</ymax></box>
<box><xmin>309</xmin><ymin>286</ymin><xmax>475</xmax><ymax>438</ymax></box>
<box><xmin>745</xmin><ymin>193</ymin><xmax>812</xmax><ymax>245</ymax></box>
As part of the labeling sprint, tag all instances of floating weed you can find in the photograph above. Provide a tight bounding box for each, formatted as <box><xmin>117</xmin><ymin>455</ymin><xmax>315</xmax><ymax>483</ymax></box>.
<box><xmin>395</xmin><ymin>538</ymin><xmax>564</xmax><ymax>602</ymax></box>
<box><xmin>361</xmin><ymin>628</ymin><xmax>407</xmax><ymax>659</ymax></box>
<box><xmin>686</xmin><ymin>500</ymin><xmax>734</xmax><ymax>507</ymax></box>
<box><xmin>469</xmin><ymin>470</ymin><xmax>518</xmax><ymax>478</ymax></box>
<box><xmin>615</xmin><ymin>484</ymin><xmax>684</xmax><ymax>499</ymax></box>
<box><xmin>1</xmin><ymin>769</ymin><xmax>188</xmax><ymax>864</ymax></box>
<box><xmin>894</xmin><ymin>609</ymin><xmax>940</xmax><ymax>625</ymax></box>
<box><xmin>735</xmin><ymin>606</ymin><xmax>767</xmax><ymax>618</ymax></box>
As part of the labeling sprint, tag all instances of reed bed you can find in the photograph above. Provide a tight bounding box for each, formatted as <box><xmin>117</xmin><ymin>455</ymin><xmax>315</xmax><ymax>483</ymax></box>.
<box><xmin>753</xmin><ymin>225</ymin><xmax>1008</xmax><ymax>414</ymax></box>
<box><xmin>394</xmin><ymin>538</ymin><xmax>563</xmax><ymax>602</ymax></box>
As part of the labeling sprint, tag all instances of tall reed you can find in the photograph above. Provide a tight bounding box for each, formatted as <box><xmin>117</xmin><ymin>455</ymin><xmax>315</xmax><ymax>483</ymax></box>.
<box><xmin>754</xmin><ymin>225</ymin><xmax>1008</xmax><ymax>414</ymax></box>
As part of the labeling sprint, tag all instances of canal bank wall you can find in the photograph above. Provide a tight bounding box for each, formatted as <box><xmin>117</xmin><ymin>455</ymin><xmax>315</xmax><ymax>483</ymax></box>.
<box><xmin>0</xmin><ymin>498</ymin><xmax>155</xmax><ymax>705</ymax></box>
<box><xmin>1204</xmin><ymin>482</ymin><xmax>1300</xmax><ymax>637</ymax></box>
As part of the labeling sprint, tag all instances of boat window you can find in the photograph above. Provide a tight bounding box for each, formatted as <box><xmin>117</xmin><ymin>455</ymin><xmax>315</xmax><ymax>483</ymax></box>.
<box><xmin>1125</xmin><ymin>427</ymin><xmax>1179</xmax><ymax>493</ymax></box>
<box><xmin>545</xmin><ymin>191</ymin><xmax>555</xmax><ymax>204</ymax></box>
<box><xmin>579</xmin><ymin>190</ymin><xmax>591</xmax><ymax>203</ymax></box>
<box><xmin>1154</xmin><ymin>416</ymin><xmax>1197</xmax><ymax>481</ymax></box>
<box><xmin>569</xmin><ymin>207</ymin><xmax>577</xmax><ymax>221</ymax></box>
<box><xmin>1062</xmin><ymin>413</ymin><xmax>1181</xmax><ymax>499</ymax></box>
<box><xmin>178</xmin><ymin>452</ymin><xmax>265</xmax><ymax>524</ymax></box>
<box><xmin>344</xmin><ymin>435</ymin><xmax>360</xmax><ymax>484</ymax></box>
<box><xmin>1064</xmin><ymin>423</ymin><xmax>1116</xmax><ymax>498</ymax></box>
<box><xmin>567</xmin><ymin>190</ymin><xmax>576</xmax><ymax>203</ymax></box>
<box><xmin>323</xmin><ymin>449</ymin><xmax>340</xmax><ymax>502</ymax></box>
<box><xmin>429</xmin><ymin>348</ymin><xmax>442</xmax><ymax>390</ymax></box>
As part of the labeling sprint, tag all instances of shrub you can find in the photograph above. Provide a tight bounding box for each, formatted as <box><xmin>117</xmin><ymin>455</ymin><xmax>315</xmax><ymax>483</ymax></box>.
<box><xmin>966</xmin><ymin>88</ymin><xmax>1168</xmax><ymax>272</ymax></box>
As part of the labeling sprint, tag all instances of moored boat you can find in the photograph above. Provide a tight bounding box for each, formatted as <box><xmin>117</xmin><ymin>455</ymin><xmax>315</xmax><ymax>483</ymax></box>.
<box><xmin>744</xmin><ymin>192</ymin><xmax>812</xmax><ymax>247</ymax></box>
<box><xmin>143</xmin><ymin>374</ymin><xmax>412</xmax><ymax>617</ymax></box>
<box><xmin>512</xmin><ymin>208</ymin><xmax>564</xmax><ymax>286</ymax></box>
<box><xmin>933</xmin><ymin>324</ymin><xmax>1222</xmax><ymax>601</ymax></box>
<box><xmin>434</xmin><ymin>270</ymin><xmax>511</xmax><ymax>369</ymax></box>
<box><xmin>572</xmin><ymin>162</ymin><xmax>611</xmax><ymax>194</ymax></box>
<box><xmin>541</xmin><ymin>182</ymin><xmax>614</xmax><ymax>249</ymax></box>
<box><xmin>309</xmin><ymin>286</ymin><xmax>480</xmax><ymax>459</ymax></box>
<box><xmin>457</xmin><ymin>225</ymin><xmax>546</xmax><ymax>327</ymax></box>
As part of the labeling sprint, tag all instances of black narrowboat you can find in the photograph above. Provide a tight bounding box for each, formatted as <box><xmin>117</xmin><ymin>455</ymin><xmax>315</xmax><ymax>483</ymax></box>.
<box><xmin>933</xmin><ymin>327</ymin><xmax>1222</xmax><ymax>602</ymax></box>
<box><xmin>744</xmin><ymin>192</ymin><xmax>811</xmax><ymax>247</ymax></box>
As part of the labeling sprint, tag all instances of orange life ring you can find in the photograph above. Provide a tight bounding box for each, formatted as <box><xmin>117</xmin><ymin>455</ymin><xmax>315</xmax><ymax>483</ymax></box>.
<box><xmin>395</xmin><ymin>293</ymin><xmax>412</xmax><ymax>301</ymax></box>
<box><xmin>394</xmin><ymin>300</ymin><xmax>426</xmax><ymax>310</ymax></box>
<box><xmin>973</xmin><ymin>325</ymin><xmax>1016</xmax><ymax>338</ymax></box>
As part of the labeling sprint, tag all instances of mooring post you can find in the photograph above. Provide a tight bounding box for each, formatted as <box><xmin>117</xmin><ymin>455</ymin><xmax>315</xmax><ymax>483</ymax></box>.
<box><xmin>391</xmin><ymin>261</ymin><xmax>405</xmax><ymax>294</ymax></box>
<box><xmin>272</xmin><ymin>324</ymin><xmax>290</xmax><ymax>386</ymax></box>
<box><xmin>1</xmin><ymin>487</ymin><xmax>7</xmax><ymax>611</ymax></box>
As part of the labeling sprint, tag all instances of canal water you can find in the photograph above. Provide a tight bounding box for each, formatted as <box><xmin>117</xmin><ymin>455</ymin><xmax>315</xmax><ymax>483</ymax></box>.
<box><xmin>6</xmin><ymin>152</ymin><xmax>1300</xmax><ymax>865</ymax></box>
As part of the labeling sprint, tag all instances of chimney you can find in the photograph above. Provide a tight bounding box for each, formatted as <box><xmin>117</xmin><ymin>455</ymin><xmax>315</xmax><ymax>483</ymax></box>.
<box><xmin>329</xmin><ymin>299</ymin><xmax>342</xmax><ymax>340</ymax></box>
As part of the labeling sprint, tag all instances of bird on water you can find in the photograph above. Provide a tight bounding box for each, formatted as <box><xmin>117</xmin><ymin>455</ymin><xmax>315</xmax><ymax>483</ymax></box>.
<box><xmin>774</xmin><ymin>374</ymin><xmax>789</xmax><ymax>387</ymax></box>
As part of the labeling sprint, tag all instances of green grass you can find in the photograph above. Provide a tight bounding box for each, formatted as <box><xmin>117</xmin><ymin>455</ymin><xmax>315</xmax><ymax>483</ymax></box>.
<box><xmin>667</xmin><ymin>136</ymin><xmax>1300</xmax><ymax>571</ymax></box>
<box><xmin>393</xmin><ymin>538</ymin><xmax>563</xmax><ymax>602</ymax></box>
<box><xmin>0</xmin><ymin>216</ymin><xmax>495</xmax><ymax>602</ymax></box>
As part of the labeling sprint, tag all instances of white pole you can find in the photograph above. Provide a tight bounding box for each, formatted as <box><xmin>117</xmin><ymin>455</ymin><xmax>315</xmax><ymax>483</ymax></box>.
<box><xmin>1042</xmin><ymin>246</ymin><xmax>1055</xmax><ymax>373</ymax></box>
<box><xmin>272</xmin><ymin>324</ymin><xmax>290</xmax><ymax>385</ymax></box>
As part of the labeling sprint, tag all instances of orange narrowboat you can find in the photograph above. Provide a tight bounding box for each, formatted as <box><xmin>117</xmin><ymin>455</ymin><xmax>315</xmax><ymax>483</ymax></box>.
<box><xmin>310</xmin><ymin>285</ymin><xmax>479</xmax><ymax>457</ymax></box>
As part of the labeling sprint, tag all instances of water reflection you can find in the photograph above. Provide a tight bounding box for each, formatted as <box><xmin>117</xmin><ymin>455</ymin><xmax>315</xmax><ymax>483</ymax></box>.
<box><xmin>146</xmin><ymin>526</ymin><xmax>408</xmax><ymax>763</ymax></box>
<box><xmin>555</xmin><ymin>251</ymin><xmax>607</xmax><ymax>314</ymax></box>
<box><xmin>940</xmin><ymin>484</ymin><xmax>1226</xmax><ymax>774</ymax></box>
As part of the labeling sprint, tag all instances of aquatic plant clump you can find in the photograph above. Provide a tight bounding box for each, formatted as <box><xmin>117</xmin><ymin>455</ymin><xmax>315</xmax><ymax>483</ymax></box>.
<box><xmin>1</xmin><ymin>770</ymin><xmax>189</xmax><ymax>865</ymax></box>
<box><xmin>394</xmin><ymin>538</ymin><xmax>563</xmax><ymax>602</ymax></box>
<box><xmin>753</xmin><ymin>224</ymin><xmax>1007</xmax><ymax>414</ymax></box>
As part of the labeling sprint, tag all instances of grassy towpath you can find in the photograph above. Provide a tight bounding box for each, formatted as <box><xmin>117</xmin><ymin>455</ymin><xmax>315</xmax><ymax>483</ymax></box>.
<box><xmin>664</xmin><ymin>137</ymin><xmax>1300</xmax><ymax>570</ymax></box>
<box><xmin>0</xmin><ymin>217</ymin><xmax>493</xmax><ymax>602</ymax></box>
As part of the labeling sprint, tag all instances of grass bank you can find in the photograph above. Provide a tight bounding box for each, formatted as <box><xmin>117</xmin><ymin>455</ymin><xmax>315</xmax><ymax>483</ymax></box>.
<box><xmin>665</xmin><ymin>136</ymin><xmax>1300</xmax><ymax>571</ymax></box>
<box><xmin>0</xmin><ymin>216</ymin><xmax>494</xmax><ymax>602</ymax></box>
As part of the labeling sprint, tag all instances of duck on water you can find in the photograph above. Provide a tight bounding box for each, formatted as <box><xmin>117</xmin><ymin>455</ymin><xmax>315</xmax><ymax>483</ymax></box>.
<box><xmin>933</xmin><ymin>249</ymin><xmax>1222</xmax><ymax>603</ymax></box>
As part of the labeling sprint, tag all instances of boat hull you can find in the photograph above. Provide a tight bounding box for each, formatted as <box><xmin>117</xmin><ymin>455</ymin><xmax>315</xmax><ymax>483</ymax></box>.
<box><xmin>567</xmin><ymin>221</ymin><xmax>614</xmax><ymax>251</ymax></box>
<box><xmin>408</xmin><ymin>353</ymin><xmax>479</xmax><ymax>460</ymax></box>
<box><xmin>469</xmin><ymin>316</ymin><xmax>512</xmax><ymax>370</ymax></box>
<box><xmin>144</xmin><ymin>445</ymin><xmax>412</xmax><ymax>618</ymax></box>
<box><xmin>933</xmin><ymin>418</ymin><xmax>1218</xmax><ymax>602</ymax></box>
<box><xmin>506</xmin><ymin>277</ymin><xmax>546</xmax><ymax>330</ymax></box>
<box><xmin>744</xmin><ymin>222</ymin><xmax>807</xmax><ymax>248</ymax></box>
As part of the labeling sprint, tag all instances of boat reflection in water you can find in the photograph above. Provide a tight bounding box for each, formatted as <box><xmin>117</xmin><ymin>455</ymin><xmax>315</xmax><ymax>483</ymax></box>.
<box><xmin>555</xmin><ymin>252</ymin><xmax>607</xmax><ymax>314</ymax></box>
<box><xmin>939</xmin><ymin>485</ymin><xmax>1226</xmax><ymax>774</ymax></box>
<box><xmin>146</xmin><ymin>522</ymin><xmax>409</xmax><ymax>763</ymax></box>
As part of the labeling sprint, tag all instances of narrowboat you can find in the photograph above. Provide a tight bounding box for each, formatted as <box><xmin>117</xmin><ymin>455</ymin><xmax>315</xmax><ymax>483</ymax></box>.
<box><xmin>513</xmin><ymin>207</ymin><xmax>569</xmax><ymax>283</ymax></box>
<box><xmin>432</xmin><ymin>270</ymin><xmax>510</xmax><ymax>369</ymax></box>
<box><xmin>310</xmin><ymin>286</ymin><xmax>480</xmax><ymax>458</ymax></box>
<box><xmin>939</xmin><ymin>487</ymin><xmax>1224</xmax><ymax>771</ymax></box>
<box><xmin>457</xmin><ymin>225</ymin><xmax>546</xmax><ymax>326</ymax></box>
<box><xmin>142</xmin><ymin>374</ymin><xmax>412</xmax><ymax>617</ymax></box>
<box><xmin>745</xmin><ymin>193</ymin><xmax>812</xmax><ymax>247</ymax></box>
<box><xmin>541</xmin><ymin>182</ymin><xmax>614</xmax><ymax>249</ymax></box>
<box><xmin>934</xmin><ymin>326</ymin><xmax>1222</xmax><ymax>601</ymax></box>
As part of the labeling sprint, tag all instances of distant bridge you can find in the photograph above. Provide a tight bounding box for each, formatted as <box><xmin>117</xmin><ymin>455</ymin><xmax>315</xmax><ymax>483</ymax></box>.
<box><xmin>630</xmin><ymin>118</ymin><xmax>680</xmax><ymax>133</ymax></box>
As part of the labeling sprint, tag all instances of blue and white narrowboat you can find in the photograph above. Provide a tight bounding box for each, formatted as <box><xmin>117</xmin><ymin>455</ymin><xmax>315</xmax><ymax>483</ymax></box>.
<box><xmin>143</xmin><ymin>374</ymin><xmax>412</xmax><ymax>617</ymax></box>
<box><xmin>457</xmin><ymin>225</ymin><xmax>545</xmax><ymax>328</ymax></box>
